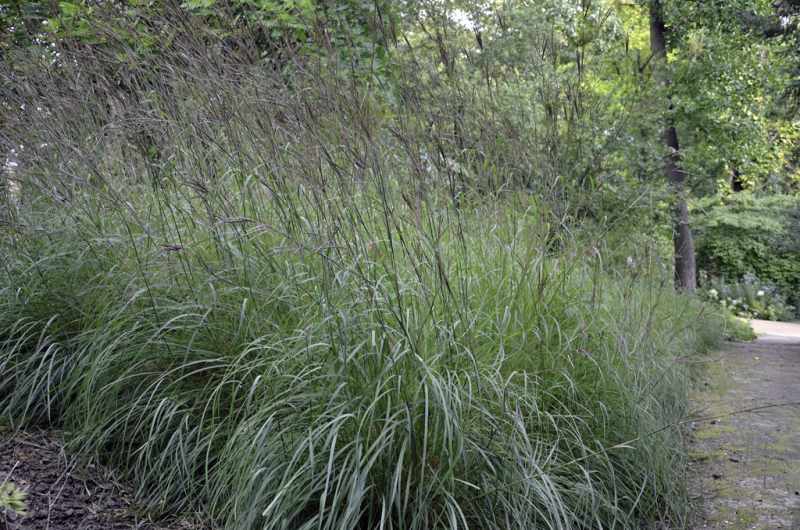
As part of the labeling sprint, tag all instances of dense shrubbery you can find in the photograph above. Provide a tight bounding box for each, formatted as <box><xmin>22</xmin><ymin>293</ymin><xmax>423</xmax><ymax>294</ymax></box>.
<box><xmin>693</xmin><ymin>193</ymin><xmax>800</xmax><ymax>317</ymax></box>
<box><xmin>700</xmin><ymin>273</ymin><xmax>795</xmax><ymax>321</ymax></box>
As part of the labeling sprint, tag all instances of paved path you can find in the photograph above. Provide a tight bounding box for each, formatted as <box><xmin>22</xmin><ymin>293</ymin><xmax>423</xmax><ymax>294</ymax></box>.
<box><xmin>689</xmin><ymin>320</ymin><xmax>800</xmax><ymax>529</ymax></box>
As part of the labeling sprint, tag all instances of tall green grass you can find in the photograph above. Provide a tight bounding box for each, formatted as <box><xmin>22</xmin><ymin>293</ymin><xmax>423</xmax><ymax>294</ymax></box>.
<box><xmin>2</xmin><ymin>185</ymin><xmax>720</xmax><ymax>529</ymax></box>
<box><xmin>1</xmin><ymin>41</ymin><xmax>723</xmax><ymax>529</ymax></box>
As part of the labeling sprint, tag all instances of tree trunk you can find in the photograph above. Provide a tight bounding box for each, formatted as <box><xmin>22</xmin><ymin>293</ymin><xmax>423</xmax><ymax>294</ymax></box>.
<box><xmin>731</xmin><ymin>165</ymin><xmax>744</xmax><ymax>192</ymax></box>
<box><xmin>649</xmin><ymin>0</ymin><xmax>697</xmax><ymax>291</ymax></box>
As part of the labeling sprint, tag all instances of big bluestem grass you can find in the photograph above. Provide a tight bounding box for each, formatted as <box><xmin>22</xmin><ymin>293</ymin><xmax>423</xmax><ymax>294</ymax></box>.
<box><xmin>0</xmin><ymin>34</ymin><xmax>722</xmax><ymax>529</ymax></box>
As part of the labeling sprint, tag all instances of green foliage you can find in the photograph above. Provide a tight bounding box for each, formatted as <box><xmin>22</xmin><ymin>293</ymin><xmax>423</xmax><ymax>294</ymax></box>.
<box><xmin>721</xmin><ymin>312</ymin><xmax>758</xmax><ymax>342</ymax></box>
<box><xmin>701</xmin><ymin>273</ymin><xmax>796</xmax><ymax>321</ymax></box>
<box><xmin>667</xmin><ymin>0</ymin><xmax>799</xmax><ymax>194</ymax></box>
<box><xmin>0</xmin><ymin>1</ymin><xmax>49</xmax><ymax>46</ymax></box>
<box><xmin>0</xmin><ymin>481</ymin><xmax>27</xmax><ymax>517</ymax></box>
<box><xmin>0</xmin><ymin>191</ymin><xmax>724</xmax><ymax>529</ymax></box>
<box><xmin>8</xmin><ymin>0</ymin><xmax>798</xmax><ymax>197</ymax></box>
<box><xmin>2</xmin><ymin>0</ymin><xmax>395</xmax><ymax>73</ymax></box>
<box><xmin>693</xmin><ymin>193</ymin><xmax>800</xmax><ymax>314</ymax></box>
<box><xmin>6</xmin><ymin>2</ymin><xmax>795</xmax><ymax>525</ymax></box>
<box><xmin>0</xmin><ymin>27</ymin><xmax>728</xmax><ymax>527</ymax></box>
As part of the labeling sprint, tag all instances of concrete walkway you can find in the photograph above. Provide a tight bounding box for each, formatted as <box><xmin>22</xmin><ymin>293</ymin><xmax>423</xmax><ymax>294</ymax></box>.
<box><xmin>690</xmin><ymin>320</ymin><xmax>800</xmax><ymax>529</ymax></box>
<box><xmin>750</xmin><ymin>320</ymin><xmax>800</xmax><ymax>340</ymax></box>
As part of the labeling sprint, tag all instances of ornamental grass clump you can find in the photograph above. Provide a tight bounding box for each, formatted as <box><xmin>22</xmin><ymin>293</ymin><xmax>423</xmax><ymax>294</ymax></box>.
<box><xmin>0</xmin><ymin>32</ymin><xmax>723</xmax><ymax>530</ymax></box>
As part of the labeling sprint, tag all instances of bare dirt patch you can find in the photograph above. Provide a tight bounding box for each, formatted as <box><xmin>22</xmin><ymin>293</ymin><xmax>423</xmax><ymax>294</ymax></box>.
<box><xmin>0</xmin><ymin>429</ymin><xmax>201</xmax><ymax>530</ymax></box>
<box><xmin>689</xmin><ymin>322</ymin><xmax>800</xmax><ymax>529</ymax></box>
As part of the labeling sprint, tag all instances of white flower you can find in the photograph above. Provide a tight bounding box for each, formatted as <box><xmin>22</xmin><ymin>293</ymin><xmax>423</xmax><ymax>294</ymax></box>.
<box><xmin>708</xmin><ymin>288</ymin><xmax>718</xmax><ymax>299</ymax></box>
<box><xmin>757</xmin><ymin>290</ymin><xmax>765</xmax><ymax>297</ymax></box>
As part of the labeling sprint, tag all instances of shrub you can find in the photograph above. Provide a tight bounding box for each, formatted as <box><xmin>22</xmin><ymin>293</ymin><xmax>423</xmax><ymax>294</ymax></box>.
<box><xmin>721</xmin><ymin>312</ymin><xmax>758</xmax><ymax>342</ymax></box>
<box><xmin>693</xmin><ymin>193</ymin><xmax>800</xmax><ymax>315</ymax></box>
<box><xmin>700</xmin><ymin>273</ymin><xmax>795</xmax><ymax>322</ymax></box>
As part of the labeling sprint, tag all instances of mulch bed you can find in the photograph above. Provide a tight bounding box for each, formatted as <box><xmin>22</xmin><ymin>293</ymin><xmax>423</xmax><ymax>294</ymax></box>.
<box><xmin>0</xmin><ymin>429</ymin><xmax>201</xmax><ymax>530</ymax></box>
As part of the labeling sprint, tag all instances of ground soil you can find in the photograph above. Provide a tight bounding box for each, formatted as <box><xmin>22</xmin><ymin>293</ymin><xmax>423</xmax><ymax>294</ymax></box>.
<box><xmin>0</xmin><ymin>429</ymin><xmax>199</xmax><ymax>530</ymax></box>
<box><xmin>689</xmin><ymin>320</ymin><xmax>800</xmax><ymax>529</ymax></box>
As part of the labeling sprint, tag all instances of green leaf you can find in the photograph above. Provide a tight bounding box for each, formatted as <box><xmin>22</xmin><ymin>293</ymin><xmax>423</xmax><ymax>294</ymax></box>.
<box><xmin>59</xmin><ymin>1</ymin><xmax>81</xmax><ymax>17</ymax></box>
<box><xmin>182</xmin><ymin>0</ymin><xmax>216</xmax><ymax>8</ymax></box>
<box><xmin>0</xmin><ymin>482</ymin><xmax>28</xmax><ymax>517</ymax></box>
